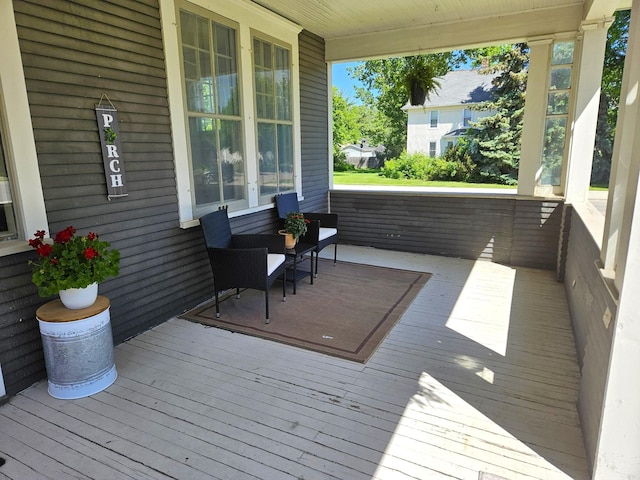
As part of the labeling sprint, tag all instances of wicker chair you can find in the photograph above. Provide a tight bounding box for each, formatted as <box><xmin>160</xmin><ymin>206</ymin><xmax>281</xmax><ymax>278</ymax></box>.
<box><xmin>275</xmin><ymin>192</ymin><xmax>338</xmax><ymax>276</ymax></box>
<box><xmin>200</xmin><ymin>208</ymin><xmax>287</xmax><ymax>323</ymax></box>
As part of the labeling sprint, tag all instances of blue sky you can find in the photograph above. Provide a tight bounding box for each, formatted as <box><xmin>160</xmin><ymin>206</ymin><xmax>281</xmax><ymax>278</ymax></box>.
<box><xmin>332</xmin><ymin>61</ymin><xmax>363</xmax><ymax>102</ymax></box>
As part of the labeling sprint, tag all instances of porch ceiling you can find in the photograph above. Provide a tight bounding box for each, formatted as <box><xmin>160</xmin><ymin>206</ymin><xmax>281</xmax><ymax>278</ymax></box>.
<box><xmin>250</xmin><ymin>0</ymin><xmax>631</xmax><ymax>61</ymax></box>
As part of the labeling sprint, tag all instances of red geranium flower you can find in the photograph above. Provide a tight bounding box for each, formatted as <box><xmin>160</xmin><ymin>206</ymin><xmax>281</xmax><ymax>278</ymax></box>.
<box><xmin>55</xmin><ymin>226</ymin><xmax>75</xmax><ymax>244</ymax></box>
<box><xmin>87</xmin><ymin>232</ymin><xmax>97</xmax><ymax>241</ymax></box>
<box><xmin>83</xmin><ymin>246</ymin><xmax>99</xmax><ymax>260</ymax></box>
<box><xmin>36</xmin><ymin>244</ymin><xmax>53</xmax><ymax>257</ymax></box>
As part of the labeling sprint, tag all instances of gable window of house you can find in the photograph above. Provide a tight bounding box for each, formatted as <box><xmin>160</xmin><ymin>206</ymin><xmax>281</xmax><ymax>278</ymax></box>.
<box><xmin>253</xmin><ymin>36</ymin><xmax>294</xmax><ymax>200</ymax></box>
<box><xmin>541</xmin><ymin>40</ymin><xmax>575</xmax><ymax>186</ymax></box>
<box><xmin>463</xmin><ymin>108</ymin><xmax>472</xmax><ymax>127</ymax></box>
<box><xmin>430</xmin><ymin>110</ymin><xmax>438</xmax><ymax>128</ymax></box>
<box><xmin>167</xmin><ymin>0</ymin><xmax>301</xmax><ymax>225</ymax></box>
<box><xmin>429</xmin><ymin>142</ymin><xmax>437</xmax><ymax>157</ymax></box>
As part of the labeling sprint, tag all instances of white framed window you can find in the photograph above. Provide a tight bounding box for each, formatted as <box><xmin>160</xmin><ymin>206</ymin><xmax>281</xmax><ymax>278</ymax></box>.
<box><xmin>463</xmin><ymin>108</ymin><xmax>472</xmax><ymax>127</ymax></box>
<box><xmin>162</xmin><ymin>0</ymin><xmax>302</xmax><ymax>227</ymax></box>
<box><xmin>0</xmin><ymin>2</ymin><xmax>48</xmax><ymax>256</ymax></box>
<box><xmin>253</xmin><ymin>35</ymin><xmax>294</xmax><ymax>202</ymax></box>
<box><xmin>180</xmin><ymin>10</ymin><xmax>247</xmax><ymax>214</ymax></box>
<box><xmin>541</xmin><ymin>40</ymin><xmax>575</xmax><ymax>186</ymax></box>
<box><xmin>430</xmin><ymin>110</ymin><xmax>438</xmax><ymax>128</ymax></box>
<box><xmin>429</xmin><ymin>142</ymin><xmax>437</xmax><ymax>157</ymax></box>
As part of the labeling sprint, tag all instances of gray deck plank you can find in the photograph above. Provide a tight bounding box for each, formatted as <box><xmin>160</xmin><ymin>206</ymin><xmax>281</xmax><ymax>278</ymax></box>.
<box><xmin>0</xmin><ymin>246</ymin><xmax>589</xmax><ymax>480</ymax></box>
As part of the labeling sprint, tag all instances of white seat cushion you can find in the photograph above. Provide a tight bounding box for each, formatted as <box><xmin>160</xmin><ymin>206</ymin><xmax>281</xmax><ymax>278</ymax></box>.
<box><xmin>267</xmin><ymin>253</ymin><xmax>285</xmax><ymax>276</ymax></box>
<box><xmin>319</xmin><ymin>227</ymin><xmax>338</xmax><ymax>241</ymax></box>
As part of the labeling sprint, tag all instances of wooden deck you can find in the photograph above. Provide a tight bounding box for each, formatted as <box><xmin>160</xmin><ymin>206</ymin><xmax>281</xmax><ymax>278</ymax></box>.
<box><xmin>0</xmin><ymin>246</ymin><xmax>588</xmax><ymax>480</ymax></box>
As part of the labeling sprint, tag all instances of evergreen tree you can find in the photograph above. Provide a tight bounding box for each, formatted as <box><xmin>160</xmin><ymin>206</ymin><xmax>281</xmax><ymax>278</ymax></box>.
<box><xmin>468</xmin><ymin>43</ymin><xmax>529</xmax><ymax>184</ymax></box>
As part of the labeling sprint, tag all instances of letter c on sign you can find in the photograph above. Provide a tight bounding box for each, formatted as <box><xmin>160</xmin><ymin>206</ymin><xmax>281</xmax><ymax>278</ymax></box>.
<box><xmin>109</xmin><ymin>159</ymin><xmax>121</xmax><ymax>173</ymax></box>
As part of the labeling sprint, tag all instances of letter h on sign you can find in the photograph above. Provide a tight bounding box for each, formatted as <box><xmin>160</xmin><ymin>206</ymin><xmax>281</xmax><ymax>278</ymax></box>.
<box><xmin>95</xmin><ymin>105</ymin><xmax>128</xmax><ymax>199</ymax></box>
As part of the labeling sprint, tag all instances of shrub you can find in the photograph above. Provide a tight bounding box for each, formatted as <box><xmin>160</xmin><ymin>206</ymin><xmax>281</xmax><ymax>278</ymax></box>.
<box><xmin>333</xmin><ymin>151</ymin><xmax>355</xmax><ymax>171</ymax></box>
<box><xmin>381</xmin><ymin>150</ymin><xmax>477</xmax><ymax>182</ymax></box>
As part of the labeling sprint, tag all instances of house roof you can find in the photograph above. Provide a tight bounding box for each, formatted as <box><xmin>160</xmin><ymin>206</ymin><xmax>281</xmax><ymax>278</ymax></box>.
<box><xmin>403</xmin><ymin>69</ymin><xmax>497</xmax><ymax>110</ymax></box>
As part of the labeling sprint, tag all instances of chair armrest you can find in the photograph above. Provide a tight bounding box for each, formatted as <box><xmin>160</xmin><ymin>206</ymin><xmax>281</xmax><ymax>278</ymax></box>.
<box><xmin>303</xmin><ymin>212</ymin><xmax>338</xmax><ymax>229</ymax></box>
<box><xmin>208</xmin><ymin>247</ymin><xmax>269</xmax><ymax>284</ymax></box>
<box><xmin>232</xmin><ymin>234</ymin><xmax>286</xmax><ymax>254</ymax></box>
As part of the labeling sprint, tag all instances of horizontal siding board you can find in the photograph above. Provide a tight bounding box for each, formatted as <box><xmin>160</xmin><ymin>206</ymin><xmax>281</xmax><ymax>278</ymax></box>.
<box><xmin>563</xmin><ymin>207</ymin><xmax>616</xmax><ymax>465</ymax></box>
<box><xmin>331</xmin><ymin>191</ymin><xmax>561</xmax><ymax>267</ymax></box>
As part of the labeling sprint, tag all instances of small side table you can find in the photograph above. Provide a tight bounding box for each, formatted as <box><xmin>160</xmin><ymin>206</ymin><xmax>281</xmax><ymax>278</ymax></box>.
<box><xmin>285</xmin><ymin>242</ymin><xmax>315</xmax><ymax>294</ymax></box>
<box><xmin>36</xmin><ymin>296</ymin><xmax>117</xmax><ymax>399</ymax></box>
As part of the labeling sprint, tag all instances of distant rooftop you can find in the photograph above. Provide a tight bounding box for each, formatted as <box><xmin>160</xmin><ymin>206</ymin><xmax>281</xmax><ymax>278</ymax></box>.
<box><xmin>403</xmin><ymin>69</ymin><xmax>496</xmax><ymax>109</ymax></box>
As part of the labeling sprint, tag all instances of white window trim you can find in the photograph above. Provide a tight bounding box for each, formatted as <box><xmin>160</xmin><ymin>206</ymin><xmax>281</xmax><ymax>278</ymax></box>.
<box><xmin>430</xmin><ymin>110</ymin><xmax>438</xmax><ymax>128</ymax></box>
<box><xmin>160</xmin><ymin>0</ymin><xmax>302</xmax><ymax>228</ymax></box>
<box><xmin>0</xmin><ymin>3</ymin><xmax>49</xmax><ymax>256</ymax></box>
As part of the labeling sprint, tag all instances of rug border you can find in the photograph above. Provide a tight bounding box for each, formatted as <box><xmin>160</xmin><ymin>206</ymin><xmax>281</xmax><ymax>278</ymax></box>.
<box><xmin>180</xmin><ymin>260</ymin><xmax>431</xmax><ymax>363</ymax></box>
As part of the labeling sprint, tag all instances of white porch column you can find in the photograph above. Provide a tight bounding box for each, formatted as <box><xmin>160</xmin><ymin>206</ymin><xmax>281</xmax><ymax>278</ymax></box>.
<box><xmin>601</xmin><ymin>5</ymin><xmax>640</xmax><ymax>272</ymax></box>
<box><xmin>518</xmin><ymin>38</ymin><xmax>552</xmax><ymax>196</ymax></box>
<box><xmin>592</xmin><ymin>3</ymin><xmax>640</xmax><ymax>479</ymax></box>
<box><xmin>564</xmin><ymin>20</ymin><xmax>611</xmax><ymax>203</ymax></box>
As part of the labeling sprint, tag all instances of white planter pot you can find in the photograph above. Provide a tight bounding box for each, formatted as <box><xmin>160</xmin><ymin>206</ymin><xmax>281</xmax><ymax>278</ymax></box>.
<box><xmin>59</xmin><ymin>282</ymin><xmax>98</xmax><ymax>309</ymax></box>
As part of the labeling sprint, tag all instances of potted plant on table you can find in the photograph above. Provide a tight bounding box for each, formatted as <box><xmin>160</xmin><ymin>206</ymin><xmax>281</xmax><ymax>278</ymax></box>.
<box><xmin>29</xmin><ymin>226</ymin><xmax>120</xmax><ymax>309</ymax></box>
<box><xmin>279</xmin><ymin>212</ymin><xmax>309</xmax><ymax>249</ymax></box>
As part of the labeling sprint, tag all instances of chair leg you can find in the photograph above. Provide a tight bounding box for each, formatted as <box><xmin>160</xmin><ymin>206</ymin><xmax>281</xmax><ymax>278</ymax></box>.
<box><xmin>236</xmin><ymin>288</ymin><xmax>241</xmax><ymax>299</ymax></box>
<box><xmin>315</xmin><ymin>249</ymin><xmax>319</xmax><ymax>278</ymax></box>
<box><xmin>334</xmin><ymin>243</ymin><xmax>338</xmax><ymax>265</ymax></box>
<box><xmin>215</xmin><ymin>291</ymin><xmax>220</xmax><ymax>318</ymax></box>
<box><xmin>265</xmin><ymin>289</ymin><xmax>270</xmax><ymax>324</ymax></box>
<box><xmin>282</xmin><ymin>268</ymin><xmax>287</xmax><ymax>302</ymax></box>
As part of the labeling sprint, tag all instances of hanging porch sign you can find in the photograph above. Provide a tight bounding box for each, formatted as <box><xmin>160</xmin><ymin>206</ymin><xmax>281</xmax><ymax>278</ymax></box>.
<box><xmin>95</xmin><ymin>95</ymin><xmax>128</xmax><ymax>199</ymax></box>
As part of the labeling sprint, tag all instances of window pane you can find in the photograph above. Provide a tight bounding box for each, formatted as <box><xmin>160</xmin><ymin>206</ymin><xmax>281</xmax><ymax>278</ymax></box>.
<box><xmin>189</xmin><ymin>117</ymin><xmax>220</xmax><ymax>206</ymax></box>
<box><xmin>258</xmin><ymin>123</ymin><xmax>277</xmax><ymax>196</ymax></box>
<box><xmin>0</xmin><ymin>130</ymin><xmax>17</xmax><ymax>242</ymax></box>
<box><xmin>181</xmin><ymin>10</ymin><xmax>215</xmax><ymax>114</ymax></box>
<box><xmin>429</xmin><ymin>142</ymin><xmax>436</xmax><ymax>157</ymax></box>
<box><xmin>275</xmin><ymin>46</ymin><xmax>290</xmax><ymax>120</ymax></box>
<box><xmin>463</xmin><ymin>108</ymin><xmax>472</xmax><ymax>127</ymax></box>
<box><xmin>277</xmin><ymin>124</ymin><xmax>293</xmax><ymax>191</ymax></box>
<box><xmin>254</xmin><ymin>39</ymin><xmax>275</xmax><ymax>119</ymax></box>
<box><xmin>218</xmin><ymin>119</ymin><xmax>245</xmax><ymax>202</ymax></box>
<box><xmin>541</xmin><ymin>117</ymin><xmax>567</xmax><ymax>186</ymax></box>
<box><xmin>550</xmin><ymin>67</ymin><xmax>571</xmax><ymax>90</ymax></box>
<box><xmin>430</xmin><ymin>110</ymin><xmax>438</xmax><ymax>127</ymax></box>
<box><xmin>214</xmin><ymin>23</ymin><xmax>239</xmax><ymax>116</ymax></box>
<box><xmin>552</xmin><ymin>41</ymin><xmax>574</xmax><ymax>65</ymax></box>
<box><xmin>547</xmin><ymin>92</ymin><xmax>570</xmax><ymax>115</ymax></box>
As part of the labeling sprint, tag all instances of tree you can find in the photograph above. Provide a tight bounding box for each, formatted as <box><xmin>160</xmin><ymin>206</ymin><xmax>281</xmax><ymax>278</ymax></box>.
<box><xmin>332</xmin><ymin>86</ymin><xmax>361</xmax><ymax>158</ymax></box>
<box><xmin>468</xmin><ymin>44</ymin><xmax>529</xmax><ymax>184</ymax></box>
<box><xmin>593</xmin><ymin>9</ymin><xmax>630</xmax><ymax>185</ymax></box>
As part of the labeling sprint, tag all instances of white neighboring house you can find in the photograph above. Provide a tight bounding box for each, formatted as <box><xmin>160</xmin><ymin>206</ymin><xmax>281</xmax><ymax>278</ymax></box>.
<box><xmin>340</xmin><ymin>140</ymin><xmax>385</xmax><ymax>168</ymax></box>
<box><xmin>404</xmin><ymin>69</ymin><xmax>497</xmax><ymax>157</ymax></box>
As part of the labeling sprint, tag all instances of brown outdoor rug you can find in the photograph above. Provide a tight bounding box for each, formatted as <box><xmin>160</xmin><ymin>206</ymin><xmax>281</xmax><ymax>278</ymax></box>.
<box><xmin>180</xmin><ymin>260</ymin><xmax>431</xmax><ymax>363</ymax></box>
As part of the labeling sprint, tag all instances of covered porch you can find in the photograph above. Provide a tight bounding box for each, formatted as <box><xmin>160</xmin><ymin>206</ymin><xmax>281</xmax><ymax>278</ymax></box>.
<box><xmin>0</xmin><ymin>246</ymin><xmax>587</xmax><ymax>480</ymax></box>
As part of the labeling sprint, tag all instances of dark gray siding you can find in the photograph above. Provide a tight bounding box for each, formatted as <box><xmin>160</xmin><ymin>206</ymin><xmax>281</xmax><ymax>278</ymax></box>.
<box><xmin>0</xmin><ymin>1</ymin><xmax>330</xmax><ymax>397</ymax></box>
<box><xmin>0</xmin><ymin>0</ymin><xmax>213</xmax><ymax>396</ymax></box>
<box><xmin>298</xmin><ymin>31</ymin><xmax>329</xmax><ymax>213</ymax></box>
<box><xmin>330</xmin><ymin>191</ymin><xmax>563</xmax><ymax>269</ymax></box>
<box><xmin>563</xmin><ymin>207</ymin><xmax>616</xmax><ymax>468</ymax></box>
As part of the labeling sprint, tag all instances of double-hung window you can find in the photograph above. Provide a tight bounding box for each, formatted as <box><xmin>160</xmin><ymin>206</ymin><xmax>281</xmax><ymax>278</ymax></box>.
<box><xmin>171</xmin><ymin>1</ymin><xmax>301</xmax><ymax>224</ymax></box>
<box><xmin>254</xmin><ymin>37</ymin><xmax>293</xmax><ymax>201</ymax></box>
<box><xmin>429</xmin><ymin>110</ymin><xmax>438</xmax><ymax>128</ymax></box>
<box><xmin>180</xmin><ymin>10</ymin><xmax>246</xmax><ymax>214</ymax></box>
<box><xmin>463</xmin><ymin>108</ymin><xmax>472</xmax><ymax>127</ymax></box>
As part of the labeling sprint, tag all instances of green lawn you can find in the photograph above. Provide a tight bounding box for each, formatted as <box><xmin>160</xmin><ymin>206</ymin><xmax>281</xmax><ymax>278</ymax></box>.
<box><xmin>333</xmin><ymin>170</ymin><xmax>516</xmax><ymax>188</ymax></box>
<box><xmin>334</xmin><ymin>170</ymin><xmax>609</xmax><ymax>191</ymax></box>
